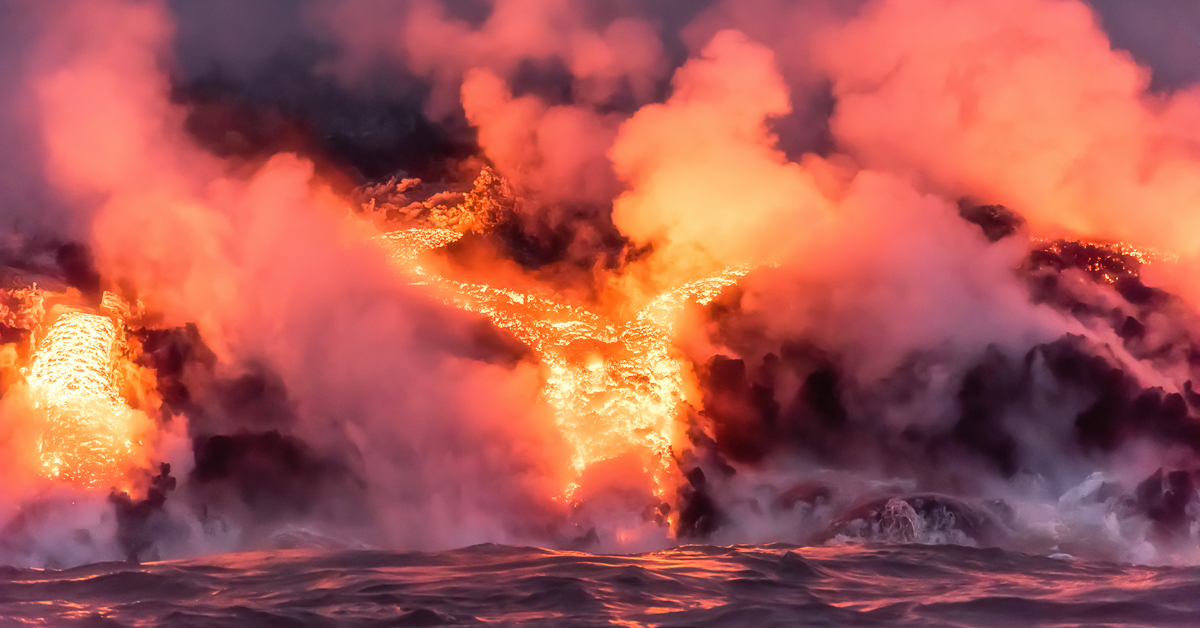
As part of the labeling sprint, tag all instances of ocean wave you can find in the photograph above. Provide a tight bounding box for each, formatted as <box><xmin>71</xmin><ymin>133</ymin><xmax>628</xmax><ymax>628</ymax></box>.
<box><xmin>3</xmin><ymin>544</ymin><xmax>1199</xmax><ymax>627</ymax></box>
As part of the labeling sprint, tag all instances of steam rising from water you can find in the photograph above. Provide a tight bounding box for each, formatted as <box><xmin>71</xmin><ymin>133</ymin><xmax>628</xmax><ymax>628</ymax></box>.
<box><xmin>3</xmin><ymin>0</ymin><xmax>1200</xmax><ymax>567</ymax></box>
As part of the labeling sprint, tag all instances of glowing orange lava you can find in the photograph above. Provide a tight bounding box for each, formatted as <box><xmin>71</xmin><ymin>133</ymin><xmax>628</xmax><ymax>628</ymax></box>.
<box><xmin>377</xmin><ymin>228</ymin><xmax>760</xmax><ymax>500</ymax></box>
<box><xmin>26</xmin><ymin>309</ymin><xmax>137</xmax><ymax>488</ymax></box>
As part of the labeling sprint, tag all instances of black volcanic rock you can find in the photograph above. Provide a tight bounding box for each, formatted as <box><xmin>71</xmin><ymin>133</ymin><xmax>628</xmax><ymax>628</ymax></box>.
<box><xmin>702</xmin><ymin>356</ymin><xmax>776</xmax><ymax>464</ymax></box>
<box><xmin>814</xmin><ymin>493</ymin><xmax>1012</xmax><ymax>548</ymax></box>
<box><xmin>135</xmin><ymin>324</ymin><xmax>213</xmax><ymax>419</ymax></box>
<box><xmin>800</xmin><ymin>369</ymin><xmax>848</xmax><ymax>430</ymax></box>
<box><xmin>1116</xmin><ymin>315</ymin><xmax>1146</xmax><ymax>340</ymax></box>
<box><xmin>954</xmin><ymin>348</ymin><xmax>1019</xmax><ymax>477</ymax></box>
<box><xmin>109</xmin><ymin>463</ymin><xmax>179</xmax><ymax>563</ymax></box>
<box><xmin>1114</xmin><ymin>276</ymin><xmax>1170</xmax><ymax>308</ymax></box>
<box><xmin>676</xmin><ymin>468</ymin><xmax>724</xmax><ymax>540</ymax></box>
<box><xmin>958</xmin><ymin>202</ymin><xmax>1025</xmax><ymax>242</ymax></box>
<box><xmin>1134</xmin><ymin>468</ymin><xmax>1197</xmax><ymax>541</ymax></box>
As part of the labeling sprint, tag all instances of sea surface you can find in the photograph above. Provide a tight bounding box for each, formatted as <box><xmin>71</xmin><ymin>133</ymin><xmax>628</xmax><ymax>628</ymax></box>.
<box><xmin>1</xmin><ymin>543</ymin><xmax>1198</xmax><ymax>627</ymax></box>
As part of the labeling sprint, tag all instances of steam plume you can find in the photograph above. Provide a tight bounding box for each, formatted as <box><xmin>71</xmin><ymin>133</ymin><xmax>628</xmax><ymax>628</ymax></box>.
<box><xmin>5</xmin><ymin>0</ymin><xmax>1200</xmax><ymax>567</ymax></box>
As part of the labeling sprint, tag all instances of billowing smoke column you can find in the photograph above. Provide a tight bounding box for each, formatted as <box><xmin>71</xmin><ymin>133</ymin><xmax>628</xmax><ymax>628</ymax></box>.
<box><xmin>3</xmin><ymin>0</ymin><xmax>1200</xmax><ymax>567</ymax></box>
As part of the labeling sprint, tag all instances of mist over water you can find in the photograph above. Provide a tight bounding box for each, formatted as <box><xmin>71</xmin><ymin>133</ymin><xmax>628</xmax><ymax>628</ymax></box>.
<box><xmin>3</xmin><ymin>4</ymin><xmax>1200</xmax><ymax>610</ymax></box>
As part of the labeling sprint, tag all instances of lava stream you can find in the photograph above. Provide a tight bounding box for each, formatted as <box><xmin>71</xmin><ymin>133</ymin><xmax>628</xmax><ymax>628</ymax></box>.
<box><xmin>26</xmin><ymin>310</ymin><xmax>136</xmax><ymax>488</ymax></box>
<box><xmin>376</xmin><ymin>228</ymin><xmax>760</xmax><ymax>501</ymax></box>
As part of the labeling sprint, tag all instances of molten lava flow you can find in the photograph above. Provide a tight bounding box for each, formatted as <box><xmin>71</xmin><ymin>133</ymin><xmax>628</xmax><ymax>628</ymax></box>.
<box><xmin>377</xmin><ymin>228</ymin><xmax>759</xmax><ymax>500</ymax></box>
<box><xmin>26</xmin><ymin>310</ymin><xmax>136</xmax><ymax>488</ymax></box>
<box><xmin>375</xmin><ymin>228</ymin><xmax>466</xmax><ymax>271</ymax></box>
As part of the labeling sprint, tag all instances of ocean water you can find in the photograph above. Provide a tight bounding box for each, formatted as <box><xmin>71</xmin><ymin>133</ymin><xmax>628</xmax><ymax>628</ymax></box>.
<box><xmin>2</xmin><ymin>543</ymin><xmax>1198</xmax><ymax>627</ymax></box>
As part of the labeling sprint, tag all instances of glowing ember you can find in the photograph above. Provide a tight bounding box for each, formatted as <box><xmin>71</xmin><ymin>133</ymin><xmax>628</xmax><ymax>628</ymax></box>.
<box><xmin>377</xmin><ymin>228</ymin><xmax>760</xmax><ymax>500</ymax></box>
<box><xmin>1054</xmin><ymin>240</ymin><xmax>1175</xmax><ymax>264</ymax></box>
<box><xmin>1035</xmin><ymin>238</ymin><xmax>1176</xmax><ymax>284</ymax></box>
<box><xmin>26</xmin><ymin>310</ymin><xmax>136</xmax><ymax>487</ymax></box>
<box><xmin>1104</xmin><ymin>243</ymin><xmax>1176</xmax><ymax>265</ymax></box>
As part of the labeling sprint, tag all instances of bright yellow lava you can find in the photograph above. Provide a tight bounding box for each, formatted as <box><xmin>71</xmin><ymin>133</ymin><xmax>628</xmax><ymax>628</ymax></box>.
<box><xmin>27</xmin><ymin>310</ymin><xmax>135</xmax><ymax>488</ymax></box>
<box><xmin>377</xmin><ymin>228</ymin><xmax>760</xmax><ymax>501</ymax></box>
